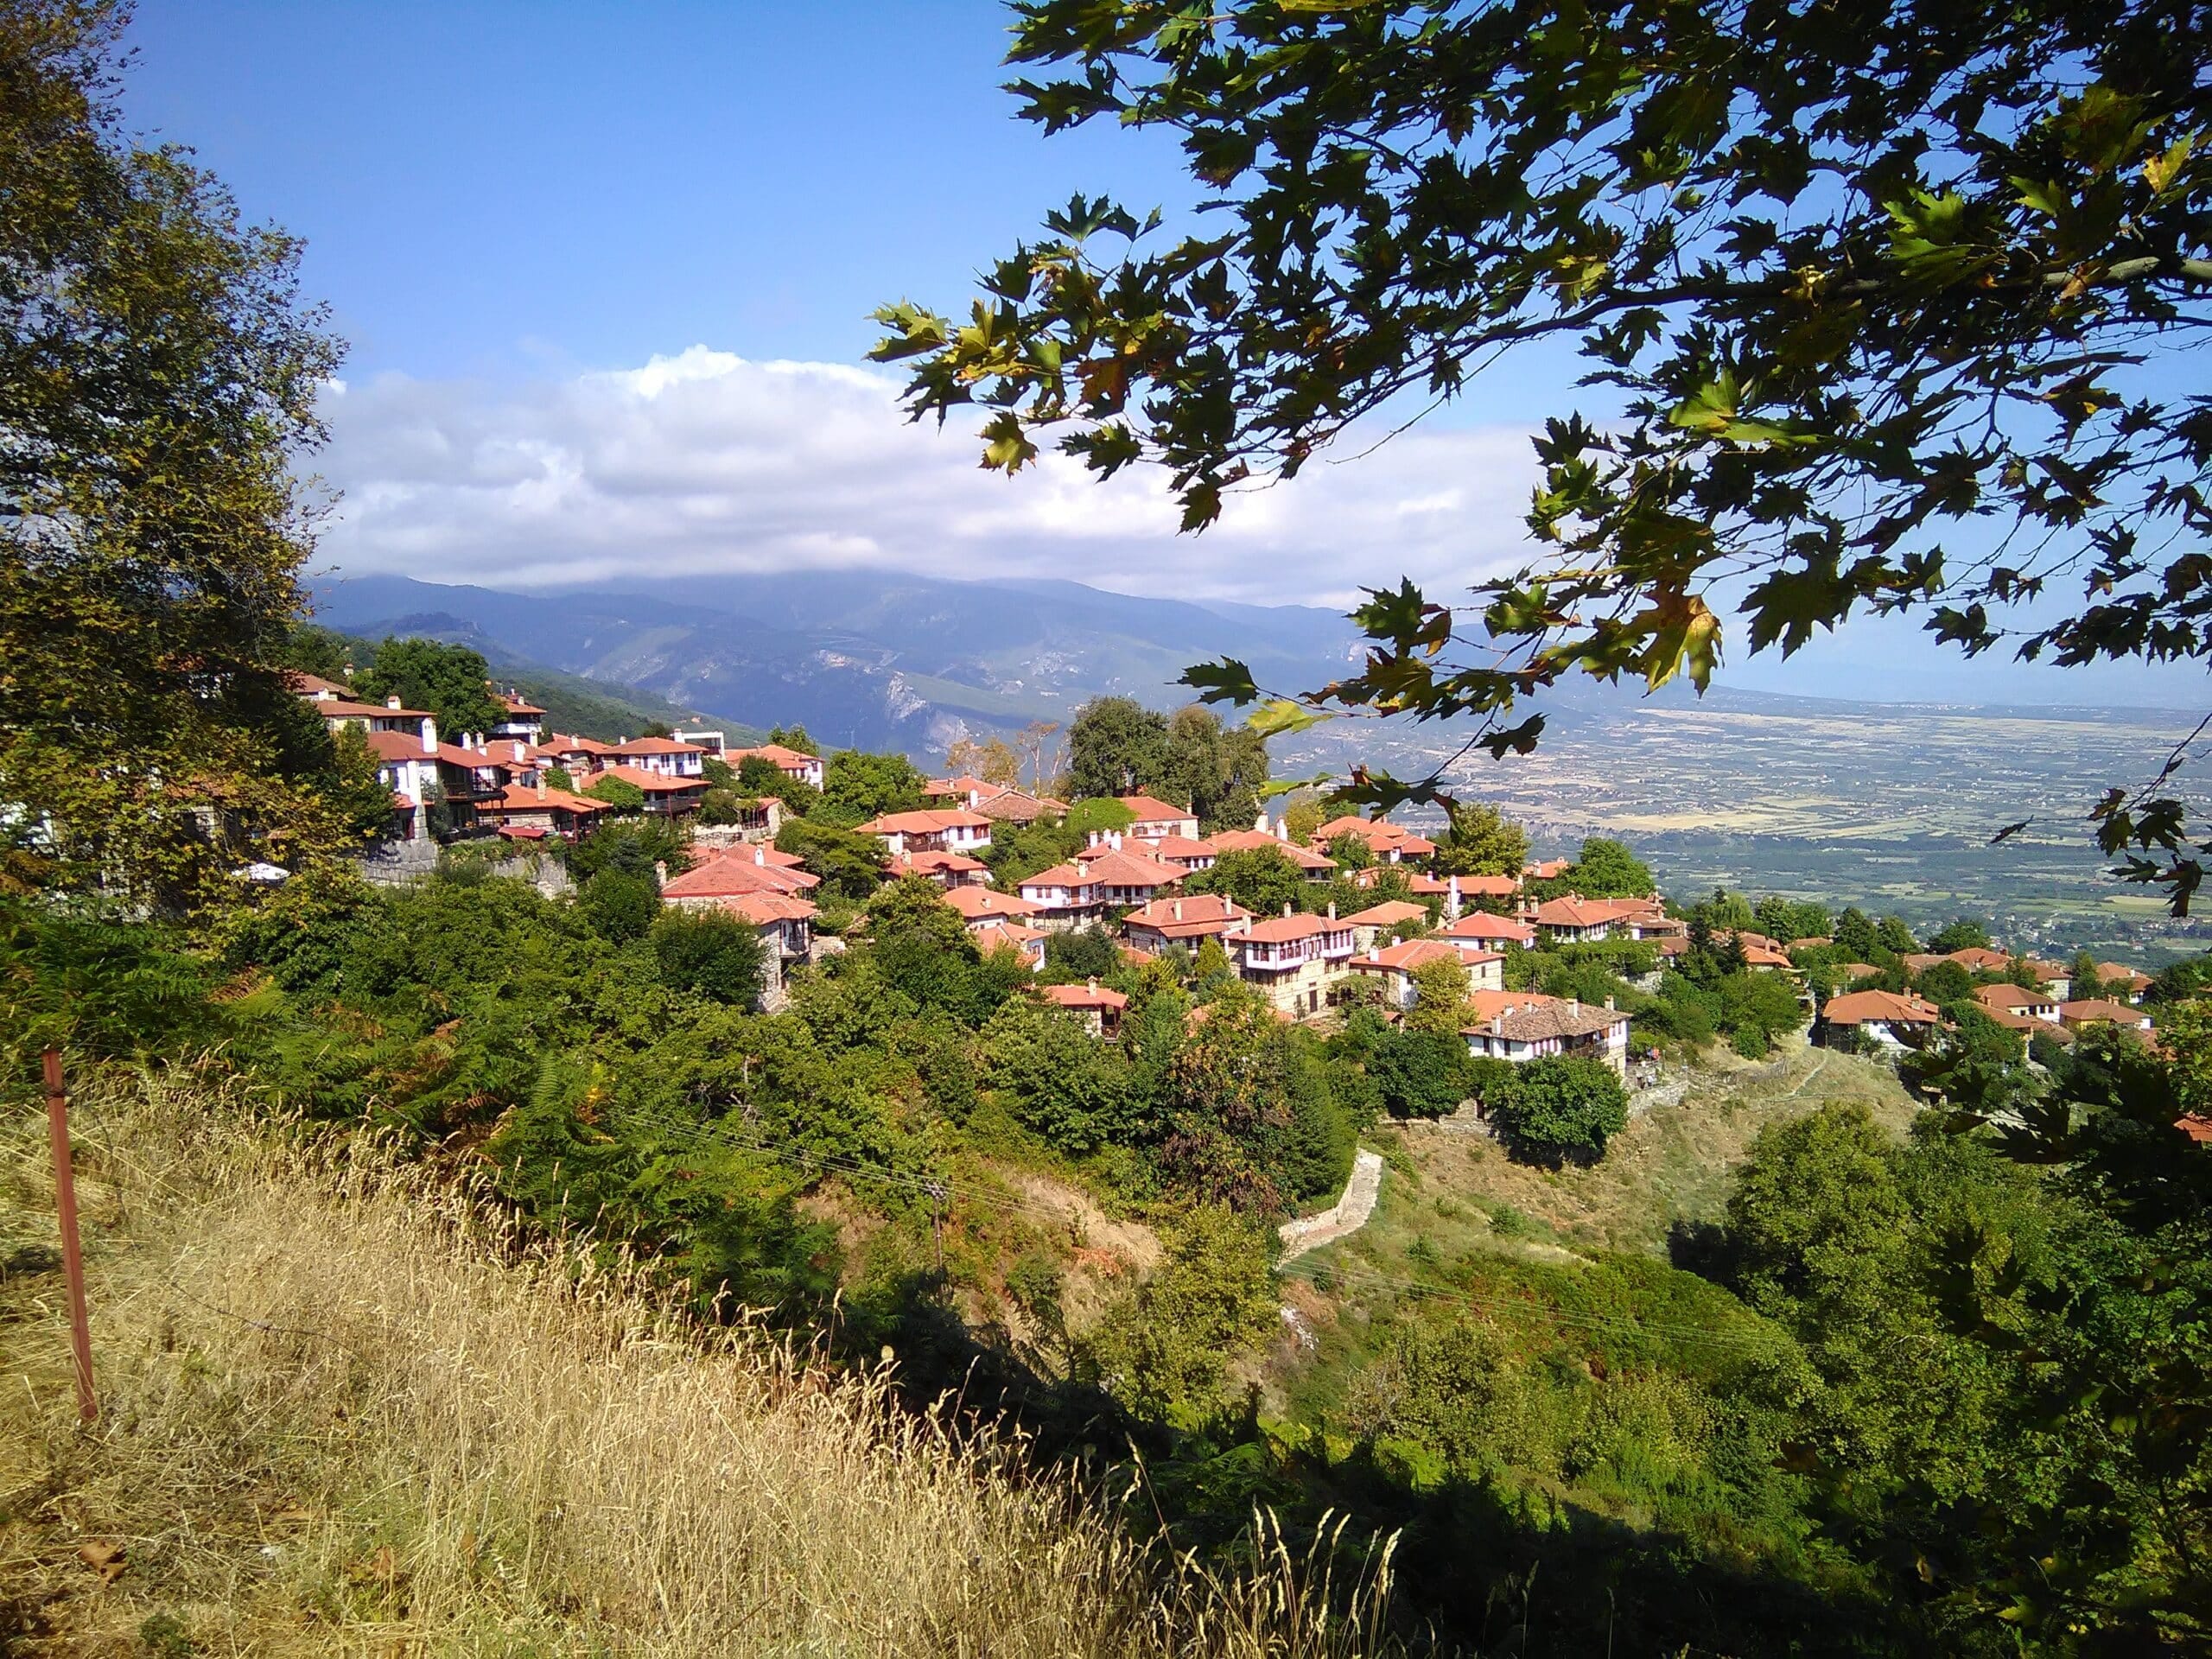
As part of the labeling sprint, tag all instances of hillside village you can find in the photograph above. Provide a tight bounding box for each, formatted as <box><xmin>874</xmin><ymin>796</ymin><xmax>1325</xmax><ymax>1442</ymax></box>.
<box><xmin>294</xmin><ymin>664</ymin><xmax>2173</xmax><ymax>1094</ymax></box>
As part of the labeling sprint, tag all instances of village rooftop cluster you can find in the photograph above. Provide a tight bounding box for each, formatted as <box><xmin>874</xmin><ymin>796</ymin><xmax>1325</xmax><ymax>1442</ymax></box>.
<box><xmin>296</xmin><ymin>673</ymin><xmax>2165</xmax><ymax>1077</ymax></box>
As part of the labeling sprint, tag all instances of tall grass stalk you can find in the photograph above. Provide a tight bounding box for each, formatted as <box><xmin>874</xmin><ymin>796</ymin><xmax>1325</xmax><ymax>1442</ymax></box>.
<box><xmin>2</xmin><ymin>1066</ymin><xmax>1402</xmax><ymax>1656</ymax></box>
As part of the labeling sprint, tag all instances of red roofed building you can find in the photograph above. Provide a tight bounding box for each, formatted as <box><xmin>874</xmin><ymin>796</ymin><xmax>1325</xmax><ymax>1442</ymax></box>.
<box><xmin>1526</xmin><ymin>894</ymin><xmax>1623</xmax><ymax>944</ymax></box>
<box><xmin>887</xmin><ymin>849</ymin><xmax>990</xmax><ymax>887</ymax></box>
<box><xmin>1315</xmin><ymin>815</ymin><xmax>1437</xmax><ymax>862</ymax></box>
<box><xmin>1121</xmin><ymin>893</ymin><xmax>1253</xmax><ymax>954</ymax></box>
<box><xmin>592</xmin><ymin>764</ymin><xmax>708</xmax><ymax>816</ymax></box>
<box><xmin>1976</xmin><ymin>982</ymin><xmax>2060</xmax><ymax>1024</ymax></box>
<box><xmin>1231</xmin><ymin>908</ymin><xmax>1357</xmax><ymax>1018</ymax></box>
<box><xmin>1341</xmin><ymin>899</ymin><xmax>1429</xmax><ymax>950</ymax></box>
<box><xmin>1821</xmin><ymin>988</ymin><xmax>1942</xmax><ymax>1049</ymax></box>
<box><xmin>712</xmin><ymin>888</ymin><xmax>817</xmax><ymax>1009</ymax></box>
<box><xmin>2096</xmin><ymin>962</ymin><xmax>2154</xmax><ymax>1002</ymax></box>
<box><xmin>1040</xmin><ymin>979</ymin><xmax>1128</xmax><ymax>1036</ymax></box>
<box><xmin>2059</xmin><ymin>999</ymin><xmax>2156</xmax><ymax>1034</ymax></box>
<box><xmin>855</xmin><ymin>808</ymin><xmax>994</xmax><ymax>858</ymax></box>
<box><xmin>1017</xmin><ymin>862</ymin><xmax>1106</xmax><ymax>931</ymax></box>
<box><xmin>970</xmin><ymin>787</ymin><xmax>1067</xmax><ymax>825</ymax></box>
<box><xmin>1525</xmin><ymin>858</ymin><xmax>1572</xmax><ymax>881</ymax></box>
<box><xmin>1209</xmin><ymin>827</ymin><xmax>1337</xmax><ymax>877</ymax></box>
<box><xmin>944</xmin><ymin>886</ymin><xmax>1046</xmax><ymax>927</ymax></box>
<box><xmin>726</xmin><ymin>743</ymin><xmax>825</xmax><ymax>791</ymax></box>
<box><xmin>609</xmin><ymin>735</ymin><xmax>708</xmax><ymax>778</ymax></box>
<box><xmin>1121</xmin><ymin>833</ymin><xmax>1218</xmax><ymax>872</ymax></box>
<box><xmin>1111</xmin><ymin>794</ymin><xmax>1198</xmax><ymax>839</ymax></box>
<box><xmin>1071</xmin><ymin>842</ymin><xmax>1184</xmax><ymax>906</ymax></box>
<box><xmin>478</xmin><ymin>781</ymin><xmax>610</xmax><ymax>838</ymax></box>
<box><xmin>1462</xmin><ymin>990</ymin><xmax>1631</xmax><ymax>1075</ymax></box>
<box><xmin>489</xmin><ymin>687</ymin><xmax>547</xmax><ymax>743</ymax></box>
<box><xmin>1348</xmin><ymin>938</ymin><xmax>1506</xmax><ymax>1010</ymax></box>
<box><xmin>1445</xmin><ymin>912</ymin><xmax>1539</xmax><ymax>950</ymax></box>
<box><xmin>972</xmin><ymin>918</ymin><xmax>1048</xmax><ymax>971</ymax></box>
<box><xmin>662</xmin><ymin>847</ymin><xmax>820</xmax><ymax>906</ymax></box>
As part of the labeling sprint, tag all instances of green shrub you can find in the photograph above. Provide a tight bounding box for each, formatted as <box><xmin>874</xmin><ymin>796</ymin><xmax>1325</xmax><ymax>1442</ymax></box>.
<box><xmin>1486</xmin><ymin>1056</ymin><xmax>1630</xmax><ymax>1166</ymax></box>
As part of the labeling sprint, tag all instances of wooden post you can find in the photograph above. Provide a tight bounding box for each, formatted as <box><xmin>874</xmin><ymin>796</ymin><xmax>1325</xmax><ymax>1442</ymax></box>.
<box><xmin>41</xmin><ymin>1048</ymin><xmax>97</xmax><ymax>1423</ymax></box>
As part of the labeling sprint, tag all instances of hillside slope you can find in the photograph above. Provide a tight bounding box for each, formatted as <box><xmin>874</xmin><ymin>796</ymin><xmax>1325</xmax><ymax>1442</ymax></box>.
<box><xmin>0</xmin><ymin>1075</ymin><xmax>1393</xmax><ymax>1658</ymax></box>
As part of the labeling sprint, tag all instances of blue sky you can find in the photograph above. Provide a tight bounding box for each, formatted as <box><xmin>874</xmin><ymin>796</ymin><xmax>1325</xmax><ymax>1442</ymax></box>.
<box><xmin>126</xmin><ymin>2</ymin><xmax>2206</xmax><ymax>710</ymax></box>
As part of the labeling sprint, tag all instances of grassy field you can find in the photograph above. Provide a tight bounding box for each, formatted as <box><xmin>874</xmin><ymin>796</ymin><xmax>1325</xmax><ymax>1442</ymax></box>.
<box><xmin>1264</xmin><ymin>1039</ymin><xmax>1919</xmax><ymax>1421</ymax></box>
<box><xmin>0</xmin><ymin>1072</ymin><xmax>1392</xmax><ymax>1658</ymax></box>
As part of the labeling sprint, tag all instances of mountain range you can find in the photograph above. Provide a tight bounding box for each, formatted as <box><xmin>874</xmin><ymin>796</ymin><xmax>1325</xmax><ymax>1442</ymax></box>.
<box><xmin>308</xmin><ymin>569</ymin><xmax>2202</xmax><ymax>760</ymax></box>
<box><xmin>308</xmin><ymin>570</ymin><xmax>1369</xmax><ymax>753</ymax></box>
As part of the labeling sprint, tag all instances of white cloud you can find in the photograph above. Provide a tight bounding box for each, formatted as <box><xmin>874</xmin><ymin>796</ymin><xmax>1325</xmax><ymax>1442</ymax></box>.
<box><xmin>311</xmin><ymin>346</ymin><xmax>1543</xmax><ymax>607</ymax></box>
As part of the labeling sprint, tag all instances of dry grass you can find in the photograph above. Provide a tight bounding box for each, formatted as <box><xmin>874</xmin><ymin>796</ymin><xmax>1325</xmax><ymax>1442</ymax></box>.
<box><xmin>1377</xmin><ymin>1036</ymin><xmax>1922</xmax><ymax>1258</ymax></box>
<box><xmin>1</xmin><ymin>1069</ymin><xmax>1399</xmax><ymax>1656</ymax></box>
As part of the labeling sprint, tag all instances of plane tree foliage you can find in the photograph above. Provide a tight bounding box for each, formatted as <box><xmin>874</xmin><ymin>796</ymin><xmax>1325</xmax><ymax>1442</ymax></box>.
<box><xmin>0</xmin><ymin>0</ymin><xmax>350</xmax><ymax>909</ymax></box>
<box><xmin>874</xmin><ymin>0</ymin><xmax>2212</xmax><ymax>910</ymax></box>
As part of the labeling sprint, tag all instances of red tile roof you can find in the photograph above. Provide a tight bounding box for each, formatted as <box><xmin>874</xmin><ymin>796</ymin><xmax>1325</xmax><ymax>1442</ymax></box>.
<box><xmin>1342</xmin><ymin>899</ymin><xmax>1429</xmax><ymax>928</ymax></box>
<box><xmin>1241</xmin><ymin>912</ymin><xmax>1351</xmax><ymax>944</ymax></box>
<box><xmin>944</xmin><ymin>887</ymin><xmax>1044</xmax><ymax>921</ymax></box>
<box><xmin>1445</xmin><ymin>912</ymin><xmax>1538</xmax><ymax>944</ymax></box>
<box><xmin>613</xmin><ymin>736</ymin><xmax>705</xmax><ymax>757</ymax></box>
<box><xmin>1824</xmin><ymin>989</ymin><xmax>1942</xmax><ymax>1026</ymax></box>
<box><xmin>484</xmin><ymin>783</ymin><xmax>607</xmax><ymax>816</ymax></box>
<box><xmin>856</xmin><ymin>809</ymin><xmax>994</xmax><ymax>836</ymax></box>
<box><xmin>1041</xmin><ymin>981</ymin><xmax>1128</xmax><ymax>1012</ymax></box>
<box><xmin>1462</xmin><ymin>990</ymin><xmax>1629</xmax><ymax>1041</ymax></box>
<box><xmin>596</xmin><ymin>764</ymin><xmax>707</xmax><ymax>795</ymax></box>
<box><xmin>1975</xmin><ymin>983</ymin><xmax>2052</xmax><ymax>1012</ymax></box>
<box><xmin>727</xmin><ymin>743</ymin><xmax>818</xmax><ymax>769</ymax></box>
<box><xmin>1449</xmin><ymin>874</ymin><xmax>1522</xmax><ymax>898</ymax></box>
<box><xmin>1122</xmin><ymin>893</ymin><xmax>1251</xmax><ymax>938</ymax></box>
<box><xmin>1207</xmin><ymin>830</ymin><xmax>1336</xmax><ymax>871</ymax></box>
<box><xmin>1070</xmin><ymin>846</ymin><xmax>1183</xmax><ymax>889</ymax></box>
<box><xmin>1116</xmin><ymin>793</ymin><xmax>1192</xmax><ymax>823</ymax></box>
<box><xmin>970</xmin><ymin>789</ymin><xmax>1065</xmax><ymax>823</ymax></box>
<box><xmin>718</xmin><ymin>891</ymin><xmax>817</xmax><ymax>925</ymax></box>
<box><xmin>1530</xmin><ymin>895</ymin><xmax>1621</xmax><ymax>929</ymax></box>
<box><xmin>662</xmin><ymin>850</ymin><xmax>820</xmax><ymax>899</ymax></box>
<box><xmin>972</xmin><ymin>919</ymin><xmax>1046</xmax><ymax>956</ymax></box>
<box><xmin>2060</xmin><ymin>999</ymin><xmax>2152</xmax><ymax>1027</ymax></box>
<box><xmin>1350</xmin><ymin>938</ymin><xmax>1473</xmax><ymax>974</ymax></box>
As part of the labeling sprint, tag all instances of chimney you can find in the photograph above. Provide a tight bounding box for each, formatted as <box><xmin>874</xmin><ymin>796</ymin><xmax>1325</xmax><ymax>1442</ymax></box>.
<box><xmin>753</xmin><ymin>846</ymin><xmax>766</xmax><ymax>865</ymax></box>
<box><xmin>419</xmin><ymin>716</ymin><xmax>435</xmax><ymax>754</ymax></box>
<box><xmin>386</xmin><ymin>695</ymin><xmax>402</xmax><ymax>709</ymax></box>
<box><xmin>1086</xmin><ymin>977</ymin><xmax>1098</xmax><ymax>994</ymax></box>
<box><xmin>1173</xmin><ymin>900</ymin><xmax>1182</xmax><ymax>920</ymax></box>
<box><xmin>1254</xmin><ymin>806</ymin><xmax>1268</xmax><ymax>833</ymax></box>
<box><xmin>1569</xmin><ymin>997</ymin><xmax>1580</xmax><ymax>1014</ymax></box>
<box><xmin>1282</xmin><ymin>903</ymin><xmax>1294</xmax><ymax>918</ymax></box>
<box><xmin>1604</xmin><ymin>995</ymin><xmax>1616</xmax><ymax>1011</ymax></box>
<box><xmin>536</xmin><ymin>782</ymin><xmax>546</xmax><ymax>800</ymax></box>
<box><xmin>1327</xmin><ymin>901</ymin><xmax>1337</xmax><ymax>920</ymax></box>
<box><xmin>653</xmin><ymin>861</ymin><xmax>668</xmax><ymax>884</ymax></box>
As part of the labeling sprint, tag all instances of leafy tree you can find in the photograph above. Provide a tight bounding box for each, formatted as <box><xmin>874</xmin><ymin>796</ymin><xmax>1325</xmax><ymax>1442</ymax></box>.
<box><xmin>356</xmin><ymin>637</ymin><xmax>504</xmax><ymax>742</ymax></box>
<box><xmin>772</xmin><ymin>819</ymin><xmax>887</xmax><ymax>900</ymax></box>
<box><xmin>1185</xmin><ymin>845</ymin><xmax>1307</xmax><ymax>920</ymax></box>
<box><xmin>0</xmin><ymin>2</ymin><xmax>349</xmax><ymax>911</ymax></box>
<box><xmin>945</xmin><ymin>734</ymin><xmax>1022</xmax><ymax>788</ymax></box>
<box><xmin>1369</xmin><ymin>1027</ymin><xmax>1466</xmax><ymax>1119</ymax></box>
<box><xmin>327</xmin><ymin>723</ymin><xmax>403</xmax><ymax>842</ymax></box>
<box><xmin>650</xmin><ymin>908</ymin><xmax>766</xmax><ymax>1007</ymax></box>
<box><xmin>567</xmin><ymin>817</ymin><xmax>688</xmax><ymax>882</ymax></box>
<box><xmin>1927</xmin><ymin>918</ymin><xmax>1995</xmax><ymax>955</ymax></box>
<box><xmin>982</xmin><ymin>997</ymin><xmax>1137</xmax><ymax>1154</ymax></box>
<box><xmin>1485</xmin><ymin>1056</ymin><xmax>1630</xmax><ymax>1166</ymax></box>
<box><xmin>579</xmin><ymin>869</ymin><xmax>658</xmax><ymax>944</ymax></box>
<box><xmin>820</xmin><ymin>749</ymin><xmax>926</xmax><ymax>824</ymax></box>
<box><xmin>696</xmin><ymin>788</ymin><xmax>748</xmax><ymax>827</ymax></box>
<box><xmin>1064</xmin><ymin>796</ymin><xmax>1136</xmax><ymax>839</ymax></box>
<box><xmin>2070</xmin><ymin>949</ymin><xmax>2109</xmax><ymax>1001</ymax></box>
<box><xmin>737</xmin><ymin>753</ymin><xmax>818</xmax><ymax>817</ymax></box>
<box><xmin>1566</xmin><ymin>837</ymin><xmax>1655</xmax><ymax>899</ymax></box>
<box><xmin>1402</xmin><ymin>954</ymin><xmax>1471</xmax><ymax>1037</ymax></box>
<box><xmin>1323</xmin><ymin>831</ymin><xmax>1375</xmax><ymax>872</ymax></box>
<box><xmin>880</xmin><ymin>0</ymin><xmax>2212</xmax><ymax>908</ymax></box>
<box><xmin>1432</xmin><ymin>800</ymin><xmax>1529</xmax><ymax>878</ymax></box>
<box><xmin>582</xmin><ymin>773</ymin><xmax>647</xmax><ymax>812</ymax></box>
<box><xmin>281</xmin><ymin>623</ymin><xmax>359</xmax><ymax>683</ymax></box>
<box><xmin>1044</xmin><ymin>923</ymin><xmax>1122</xmax><ymax>983</ymax></box>
<box><xmin>765</xmin><ymin>725</ymin><xmax>816</xmax><ymax>754</ymax></box>
<box><xmin>1756</xmin><ymin>897</ymin><xmax>1833</xmax><ymax>944</ymax></box>
<box><xmin>1279</xmin><ymin>793</ymin><xmax>1323</xmax><ymax>846</ymax></box>
<box><xmin>1083</xmin><ymin>1206</ymin><xmax>1276</xmax><ymax>1422</ymax></box>
<box><xmin>634</xmin><ymin>721</ymin><xmax>675</xmax><ymax>741</ymax></box>
<box><xmin>1876</xmin><ymin>915</ymin><xmax>1921</xmax><ymax>955</ymax></box>
<box><xmin>1067</xmin><ymin>695</ymin><xmax>1171</xmax><ymax>800</ymax></box>
<box><xmin>544</xmin><ymin>763</ymin><xmax>577</xmax><ymax>792</ymax></box>
<box><xmin>1158</xmin><ymin>704</ymin><xmax>1269</xmax><ymax>834</ymax></box>
<box><xmin>1915</xmin><ymin>961</ymin><xmax>1978</xmax><ymax>1006</ymax></box>
<box><xmin>1834</xmin><ymin>907</ymin><xmax>1878</xmax><ymax>961</ymax></box>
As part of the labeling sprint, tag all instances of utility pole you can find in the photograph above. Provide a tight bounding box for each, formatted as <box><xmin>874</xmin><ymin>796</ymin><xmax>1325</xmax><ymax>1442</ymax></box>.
<box><xmin>41</xmin><ymin>1048</ymin><xmax>97</xmax><ymax>1422</ymax></box>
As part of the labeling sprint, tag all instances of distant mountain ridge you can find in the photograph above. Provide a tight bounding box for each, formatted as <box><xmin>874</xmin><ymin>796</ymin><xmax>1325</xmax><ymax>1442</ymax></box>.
<box><xmin>310</xmin><ymin>570</ymin><xmax>2204</xmax><ymax>760</ymax></box>
<box><xmin>309</xmin><ymin>570</ymin><xmax>1370</xmax><ymax>755</ymax></box>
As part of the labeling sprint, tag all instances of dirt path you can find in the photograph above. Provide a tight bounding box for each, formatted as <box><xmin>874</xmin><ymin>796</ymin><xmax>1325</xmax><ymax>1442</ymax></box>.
<box><xmin>1277</xmin><ymin>1148</ymin><xmax>1384</xmax><ymax>1264</ymax></box>
<box><xmin>1784</xmin><ymin>1050</ymin><xmax>1832</xmax><ymax>1097</ymax></box>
